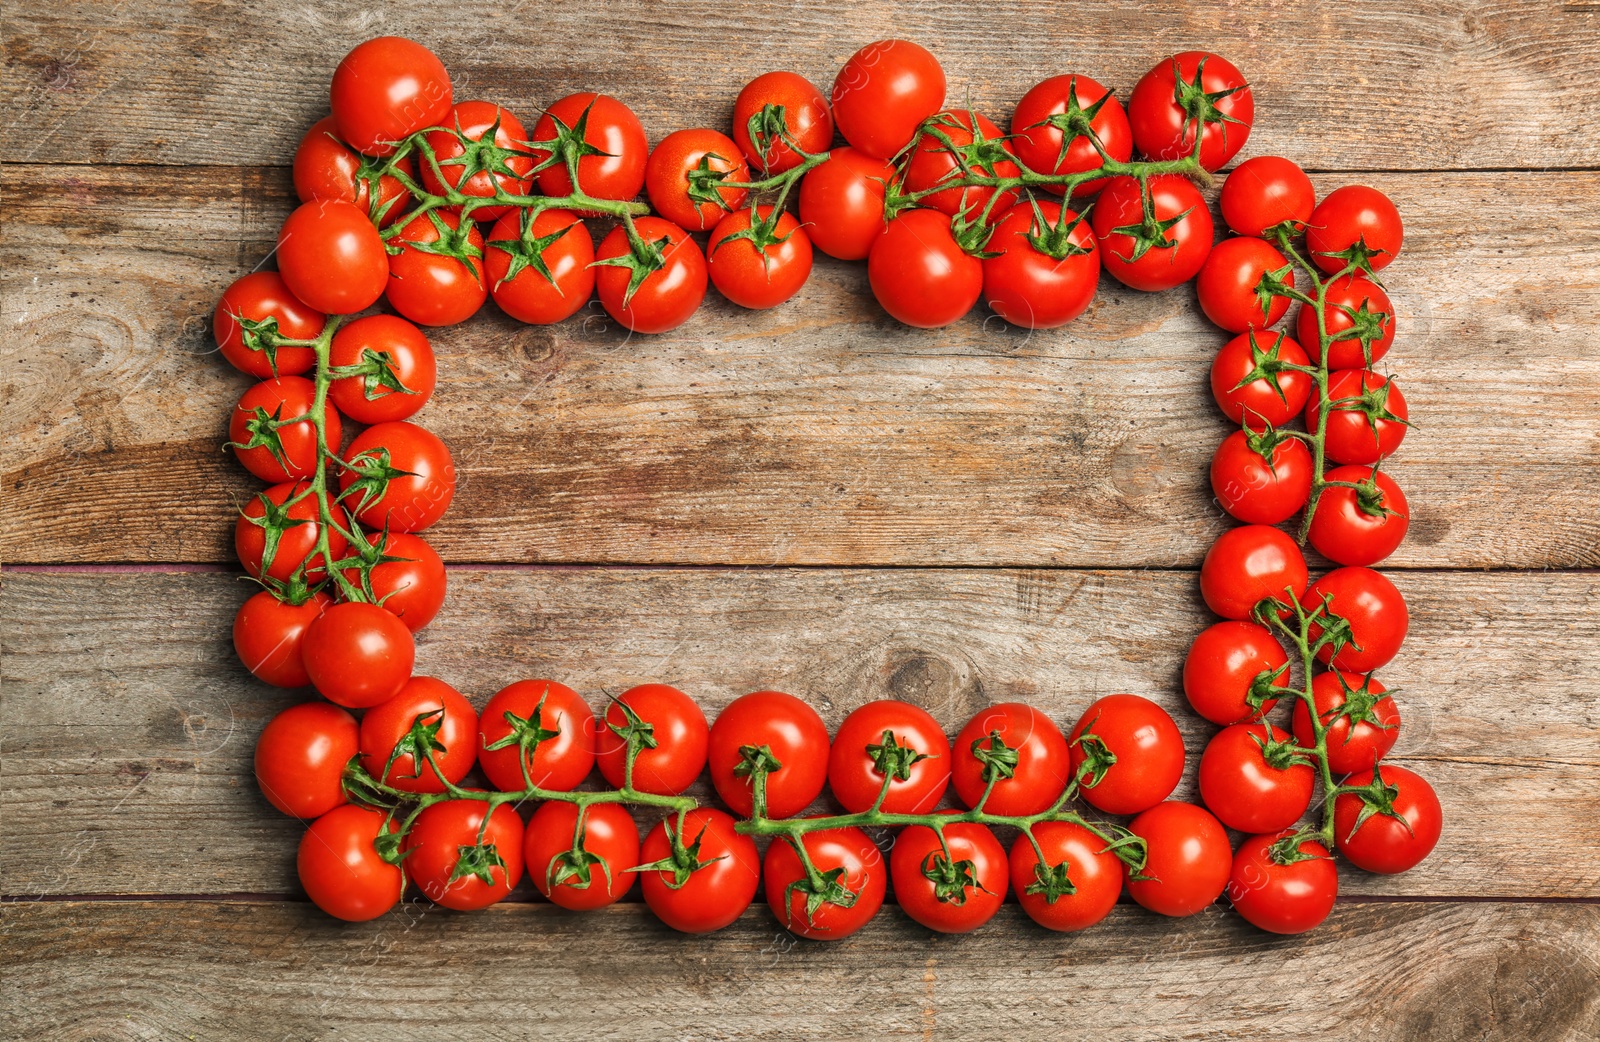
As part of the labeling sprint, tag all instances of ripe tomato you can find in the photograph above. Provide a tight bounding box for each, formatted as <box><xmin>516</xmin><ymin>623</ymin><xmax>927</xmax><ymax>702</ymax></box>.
<box><xmin>827</xmin><ymin>699</ymin><xmax>951</xmax><ymax>814</ymax></box>
<box><xmin>1009</xmin><ymin>821</ymin><xmax>1122</xmax><ymax>932</ymax></box>
<box><xmin>420</xmin><ymin>100</ymin><xmax>533</xmax><ymax>221</ymax></box>
<box><xmin>235</xmin><ymin>482</ymin><xmax>347</xmax><ymax>584</ymax></box>
<box><xmin>1009</xmin><ymin>74</ymin><xmax>1133</xmax><ymax>198</ymax></box>
<box><xmin>798</xmin><ymin>147</ymin><xmax>895</xmax><ymax>260</ymax></box>
<box><xmin>1298</xmin><ymin>274</ymin><xmax>1395</xmax><ymax>370</ymax></box>
<box><xmin>951</xmin><ymin>701</ymin><xmax>1070</xmax><ymax>815</ymax></box>
<box><xmin>1198</xmin><ymin>723</ymin><xmax>1315</xmax><ymax>833</ymax></box>
<box><xmin>1124</xmin><ymin>801</ymin><xmax>1232</xmax><ymax>916</ymax></box>
<box><xmin>293</xmin><ymin>116</ymin><xmax>414</xmax><ymax>220</ymax></box>
<box><xmin>228</xmin><ymin>376</ymin><xmax>340</xmax><ymax>484</ymax></box>
<box><xmin>890</xmin><ymin>821</ymin><xmax>1008</xmax><ymax>934</ymax></box>
<box><xmin>255</xmin><ymin>701</ymin><xmax>357</xmax><ymax>818</ymax></box>
<box><xmin>595</xmin><ymin>683</ymin><xmax>708</xmax><ymax>796</ymax></box>
<box><xmin>1183</xmin><ymin>620</ymin><xmax>1288</xmax><ymax>725</ymax></box>
<box><xmin>868</xmin><ymin>209</ymin><xmax>982</xmax><ymax>328</ymax></box>
<box><xmin>330</xmin><ymin>36</ymin><xmax>452</xmax><ymax>156</ymax></box>
<box><xmin>645</xmin><ymin>128</ymin><xmax>749</xmax><ymax>231</ymax></box>
<box><xmin>1068</xmin><ymin>693</ymin><xmax>1184</xmax><ymax>815</ymax></box>
<box><xmin>1211</xmin><ymin>428</ymin><xmax>1313</xmax><ymax>526</ymax></box>
<box><xmin>903</xmin><ymin>110</ymin><xmax>1019</xmax><ymax>218</ymax></box>
<box><xmin>1227</xmin><ymin>831</ymin><xmax>1337</xmax><ymax>933</ymax></box>
<box><xmin>1334</xmin><ymin>765</ymin><xmax>1441</xmax><ymax>873</ymax></box>
<box><xmin>404</xmin><ymin>797</ymin><xmax>525</xmax><ymax>911</ymax></box>
<box><xmin>763</xmin><ymin>826</ymin><xmax>886</xmax><ymax>940</ymax></box>
<box><xmin>524</xmin><ymin>801</ymin><xmax>638</xmax><ymax>910</ymax></box>
<box><xmin>530</xmin><ymin>93</ymin><xmax>648</xmax><ymax>202</ymax></box>
<box><xmin>732</xmin><ymin>71</ymin><xmax>832</xmax><ymax>173</ymax></box>
<box><xmin>276</xmin><ymin>200</ymin><xmax>389</xmax><ymax>315</ymax></box>
<box><xmin>484</xmin><ymin>208</ymin><xmax>595</xmax><ymax>324</ymax></box>
<box><xmin>1317</xmin><ymin>369</ymin><xmax>1409</xmax><ymax>465</ymax></box>
<box><xmin>593</xmin><ymin>217</ymin><xmax>707</xmax><ymax>334</ymax></box>
<box><xmin>327</xmin><ymin>314</ymin><xmax>436</xmax><ymax>424</ymax></box>
<box><xmin>1291</xmin><ymin>669</ymin><xmax>1400</xmax><ymax>775</ymax></box>
<box><xmin>1304</xmin><ymin>566</ymin><xmax>1408</xmax><ymax>672</ymax></box>
<box><xmin>1307</xmin><ymin>185</ymin><xmax>1403</xmax><ymax>274</ymax></box>
<box><xmin>831</xmin><ymin>39</ymin><xmax>946</xmax><ymax>160</ymax></box>
<box><xmin>706</xmin><ymin>206</ymin><xmax>814</xmax><ymax>310</ymax></box>
<box><xmin>1308</xmin><ymin>465</ymin><xmax>1410</xmax><ymax>567</ymax></box>
<box><xmin>1127</xmin><ymin>51</ymin><xmax>1253</xmax><ymax>171</ymax></box>
<box><xmin>234</xmin><ymin>589</ymin><xmax>330</xmax><ymax>688</ymax></box>
<box><xmin>385</xmin><ymin>208</ymin><xmax>487</xmax><ymax>326</ymax></box>
<box><xmin>1199</xmin><ymin>524</ymin><xmax>1309</xmax><ymax>620</ymax></box>
<box><xmin>1091</xmin><ymin>174</ymin><xmax>1213</xmax><ymax>291</ymax></box>
<box><xmin>214</xmin><ymin>272</ymin><xmax>323</xmax><ymax>378</ymax></box>
<box><xmin>298</xmin><ymin>804</ymin><xmax>403</xmax><ymax>921</ymax></box>
<box><xmin>300</xmin><ymin>601</ymin><xmax>414</xmax><ymax>709</ymax></box>
<box><xmin>707</xmin><ymin>690</ymin><xmax>829</xmax><ymax>818</ymax></box>
<box><xmin>358</xmin><ymin>675</ymin><xmax>477</xmax><ymax>794</ymax></box>
<box><xmin>1195</xmin><ymin>236</ymin><xmax>1294</xmax><ymax>333</ymax></box>
<box><xmin>341</xmin><ymin>530</ymin><xmax>446</xmax><ymax>632</ymax></box>
<box><xmin>1210</xmin><ymin>330</ymin><xmax>1312</xmax><ymax>432</ymax></box>
<box><xmin>477</xmin><ymin>678</ymin><xmax>597</xmax><ymax>793</ymax></box>
<box><xmin>638</xmin><ymin>808</ymin><xmax>761</xmax><ymax>933</ymax></box>
<box><xmin>981</xmin><ymin>200</ymin><xmax>1100</xmax><ymax>329</ymax></box>
<box><xmin>339</xmin><ymin>420</ymin><xmax>456</xmax><ymax>532</ymax></box>
<box><xmin>1220</xmin><ymin>156</ymin><xmax>1316</xmax><ymax>237</ymax></box>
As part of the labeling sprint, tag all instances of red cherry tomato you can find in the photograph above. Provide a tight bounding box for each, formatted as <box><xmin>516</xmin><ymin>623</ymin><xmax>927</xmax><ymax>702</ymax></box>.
<box><xmin>830</xmin><ymin>39</ymin><xmax>946</xmax><ymax>160</ymax></box>
<box><xmin>827</xmin><ymin>699</ymin><xmax>951</xmax><ymax>814</ymax></box>
<box><xmin>707</xmin><ymin>690</ymin><xmax>829</xmax><ymax>818</ymax></box>
<box><xmin>1227</xmin><ymin>831</ymin><xmax>1338</xmax><ymax>933</ymax></box>
<box><xmin>276</xmin><ymin>200</ymin><xmax>389</xmax><ymax>315</ymax></box>
<box><xmin>299</xmin><ymin>601</ymin><xmax>415</xmax><ymax>709</ymax></box>
<box><xmin>1009</xmin><ymin>74</ymin><xmax>1133</xmax><ymax>199</ymax></box>
<box><xmin>1127</xmin><ymin>51</ymin><xmax>1253</xmax><ymax>171</ymax></box>
<box><xmin>298</xmin><ymin>804</ymin><xmax>403</xmax><ymax>921</ymax></box>
<box><xmin>1220</xmin><ymin>156</ymin><xmax>1316</xmax><ymax>237</ymax></box>
<box><xmin>868</xmin><ymin>209</ymin><xmax>983</xmax><ymax>328</ymax></box>
<box><xmin>1334</xmin><ymin>765</ymin><xmax>1441</xmax><ymax>873</ymax></box>
<box><xmin>1291</xmin><ymin>669</ymin><xmax>1400</xmax><ymax>775</ymax></box>
<box><xmin>595</xmin><ymin>683</ymin><xmax>708</xmax><ymax>796</ymax></box>
<box><xmin>477</xmin><ymin>678</ymin><xmax>597</xmax><ymax>793</ymax></box>
<box><xmin>1304</xmin><ymin>566</ymin><xmax>1409</xmax><ymax>672</ymax></box>
<box><xmin>904</xmin><ymin>110</ymin><xmax>1019</xmax><ymax>218</ymax></box>
<box><xmin>228</xmin><ymin>376</ymin><xmax>340</xmax><ymax>484</ymax></box>
<box><xmin>981</xmin><ymin>200</ymin><xmax>1101</xmax><ymax>329</ymax></box>
<box><xmin>798</xmin><ymin>147</ymin><xmax>895</xmax><ymax>260</ymax></box>
<box><xmin>1307</xmin><ymin>185</ymin><xmax>1403</xmax><ymax>274</ymax></box>
<box><xmin>706</xmin><ymin>206</ymin><xmax>814</xmax><ymax>310</ymax></box>
<box><xmin>593</xmin><ymin>217</ymin><xmax>707</xmax><ymax>334</ymax></box>
<box><xmin>530</xmin><ymin>93</ymin><xmax>648</xmax><ymax>203</ymax></box>
<box><xmin>293</xmin><ymin>116</ymin><xmax>414</xmax><ymax>220</ymax></box>
<box><xmin>213</xmin><ymin>272</ymin><xmax>324</xmax><ymax>378</ymax></box>
<box><xmin>1091</xmin><ymin>174</ymin><xmax>1213</xmax><ymax>291</ymax></box>
<box><xmin>358</xmin><ymin>676</ymin><xmax>477</xmax><ymax>794</ymax></box>
<box><xmin>1199</xmin><ymin>524</ymin><xmax>1309</xmax><ymax>620</ymax></box>
<box><xmin>638</xmin><ymin>808</ymin><xmax>761</xmax><ymax>933</ymax></box>
<box><xmin>1010</xmin><ymin>820</ymin><xmax>1122</xmax><ymax>932</ymax></box>
<box><xmin>1068</xmin><ymin>693</ymin><xmax>1185</xmax><ymax>815</ymax></box>
<box><xmin>234</xmin><ymin>482</ymin><xmax>348</xmax><ymax>584</ymax></box>
<box><xmin>484</xmin><ymin>208</ymin><xmax>595</xmax><ymax>325</ymax></box>
<box><xmin>1198</xmin><ymin>723</ymin><xmax>1315</xmax><ymax>833</ymax></box>
<box><xmin>890</xmin><ymin>821</ymin><xmax>1008</xmax><ymax>934</ymax></box>
<box><xmin>327</xmin><ymin>314</ymin><xmax>436</xmax><ymax>424</ymax></box>
<box><xmin>1316</xmin><ymin>369</ymin><xmax>1409</xmax><ymax>465</ymax></box>
<box><xmin>420</xmin><ymin>100</ymin><xmax>533</xmax><ymax>222</ymax></box>
<box><xmin>233</xmin><ymin>590</ymin><xmax>330</xmax><ymax>688</ymax></box>
<box><xmin>330</xmin><ymin>36</ymin><xmax>452</xmax><ymax>157</ymax></box>
<box><xmin>1183</xmin><ymin>620</ymin><xmax>1287</xmax><ymax>725</ymax></box>
<box><xmin>1210</xmin><ymin>428</ymin><xmax>1313</xmax><ymax>526</ymax></box>
<box><xmin>255</xmin><ymin>701</ymin><xmax>358</xmax><ymax>818</ymax></box>
<box><xmin>1124</xmin><ymin>801</ymin><xmax>1232</xmax><ymax>916</ymax></box>
<box><xmin>1196</xmin><ymin>236</ymin><xmax>1294</xmax><ymax>333</ymax></box>
<box><xmin>1308</xmin><ymin>465</ymin><xmax>1410</xmax><ymax>567</ymax></box>
<box><xmin>1210</xmin><ymin>330</ymin><xmax>1312</xmax><ymax>432</ymax></box>
<box><xmin>645</xmin><ymin>128</ymin><xmax>749</xmax><ymax>231</ymax></box>
<box><xmin>763</xmin><ymin>826</ymin><xmax>886</xmax><ymax>940</ymax></box>
<box><xmin>1298</xmin><ymin>274</ymin><xmax>1395</xmax><ymax>370</ymax></box>
<box><xmin>523</xmin><ymin>800</ymin><xmax>639</xmax><ymax>909</ymax></box>
<box><xmin>404</xmin><ymin>797</ymin><xmax>525</xmax><ymax>911</ymax></box>
<box><xmin>951</xmin><ymin>702</ymin><xmax>1070</xmax><ymax>815</ymax></box>
<box><xmin>341</xmin><ymin>531</ymin><xmax>446</xmax><ymax>633</ymax></box>
<box><xmin>732</xmin><ymin>71</ymin><xmax>833</xmax><ymax>174</ymax></box>
<box><xmin>385</xmin><ymin>208</ymin><xmax>487</xmax><ymax>327</ymax></box>
<box><xmin>339</xmin><ymin>420</ymin><xmax>456</xmax><ymax>533</ymax></box>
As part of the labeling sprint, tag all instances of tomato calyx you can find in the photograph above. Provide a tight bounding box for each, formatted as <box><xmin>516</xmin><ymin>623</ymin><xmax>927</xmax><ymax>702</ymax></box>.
<box><xmin>227</xmin><ymin>312</ymin><xmax>303</xmax><ymax>376</ymax></box>
<box><xmin>433</xmin><ymin>113</ymin><xmax>534</xmax><ymax>194</ymax></box>
<box><xmin>1069</xmin><ymin>726</ymin><xmax>1118</xmax><ymax>790</ymax></box>
<box><xmin>1322</xmin><ymin>673</ymin><xmax>1400</xmax><ymax>733</ymax></box>
<box><xmin>329</xmin><ymin>347</ymin><xmax>421</xmax><ymax>403</ymax></box>
<box><xmin>1028</xmin><ymin>80</ymin><xmax>1116</xmax><ymax>166</ymax></box>
<box><xmin>240</xmin><ymin>485</ymin><xmax>313</xmax><ymax>576</ymax></box>
<box><xmin>733</xmin><ymin>742</ymin><xmax>784</xmax><ymax>779</ymax></box>
<box><xmin>920</xmin><ymin>848</ymin><xmax>989</xmax><ymax>905</ymax></box>
<box><xmin>225</xmin><ymin>403</ymin><xmax>295</xmax><ymax>473</ymax></box>
<box><xmin>1328</xmin><ymin>298</ymin><xmax>1394</xmax><ymax>367</ymax></box>
<box><xmin>710</xmin><ymin>204</ymin><xmax>797</xmax><ymax>274</ymax></box>
<box><xmin>606</xmin><ymin>695</ymin><xmax>660</xmax><ymax>754</ymax></box>
<box><xmin>486</xmin><ymin>207</ymin><xmax>574</xmax><ymax>290</ymax></box>
<box><xmin>528</xmin><ymin>99</ymin><xmax>615</xmax><ymax>184</ymax></box>
<box><xmin>590</xmin><ymin>231</ymin><xmax>671</xmax><ymax>306</ymax></box>
<box><xmin>1246</xmin><ymin>660</ymin><xmax>1293</xmax><ymax>716</ymax></box>
<box><xmin>632</xmin><ymin>819</ymin><xmax>725</xmax><ymax>889</ymax></box>
<box><xmin>1107</xmin><ymin>178</ymin><xmax>1194</xmax><ymax>263</ymax></box>
<box><xmin>481</xmin><ymin>684</ymin><xmax>564</xmax><ymax>775</ymax></box>
<box><xmin>1315</xmin><ymin>235</ymin><xmax>1390</xmax><ymax>279</ymax></box>
<box><xmin>684</xmin><ymin>152</ymin><xmax>744</xmax><ymax>211</ymax></box>
<box><xmin>332</xmin><ymin>525</ymin><xmax>412</xmax><ymax>605</ymax></box>
<box><xmin>780</xmin><ymin>846</ymin><xmax>861</xmax><ymax>929</ymax></box>
<box><xmin>1240</xmin><ymin>421</ymin><xmax>1300</xmax><ymax>474</ymax></box>
<box><xmin>949</xmin><ymin>205</ymin><xmax>1001</xmax><ymax>258</ymax></box>
<box><xmin>1268</xmin><ymin>830</ymin><xmax>1329</xmax><ymax>866</ymax></box>
<box><xmin>339</xmin><ymin>446</ymin><xmax>419</xmax><ymax>518</ymax></box>
<box><xmin>381</xmin><ymin>708</ymin><xmax>451</xmax><ymax>785</ymax></box>
<box><xmin>1336</xmin><ymin>770</ymin><xmax>1411</xmax><ymax>840</ymax></box>
<box><xmin>393</xmin><ymin>209</ymin><xmax>486</xmax><ymax>285</ymax></box>
<box><xmin>252</xmin><ymin>565</ymin><xmax>322</xmax><ymax>607</ymax></box>
<box><xmin>1328</xmin><ymin>375</ymin><xmax>1411</xmax><ymax>440</ymax></box>
<box><xmin>919</xmin><ymin>110</ymin><xmax>1014</xmax><ymax>187</ymax></box>
<box><xmin>1023</xmin><ymin>197</ymin><xmax>1093</xmax><ymax>261</ymax></box>
<box><xmin>1025</xmin><ymin>857</ymin><xmax>1078</xmax><ymax>902</ymax></box>
<box><xmin>743</xmin><ymin>102</ymin><xmax>812</xmax><ymax>172</ymax></box>
<box><xmin>865</xmin><ymin>729</ymin><xmax>931</xmax><ymax>782</ymax></box>
<box><xmin>1166</xmin><ymin>55</ymin><xmax>1250</xmax><ymax>155</ymax></box>
<box><xmin>1252</xmin><ymin>261</ymin><xmax>1299</xmax><ymax>322</ymax></box>
<box><xmin>548</xmin><ymin>827</ymin><xmax>614</xmax><ymax>892</ymax></box>
<box><xmin>1229</xmin><ymin>330</ymin><xmax>1304</xmax><ymax>404</ymax></box>
<box><xmin>1303</xmin><ymin>593</ymin><xmax>1360</xmax><ymax>661</ymax></box>
<box><xmin>969</xmin><ymin>731</ymin><xmax>1020</xmax><ymax>783</ymax></box>
<box><xmin>449</xmin><ymin>838</ymin><xmax>510</xmax><ymax>886</ymax></box>
<box><xmin>1253</xmin><ymin>728</ymin><xmax>1315</xmax><ymax>773</ymax></box>
<box><xmin>1342</xmin><ymin>464</ymin><xmax>1405</xmax><ymax>520</ymax></box>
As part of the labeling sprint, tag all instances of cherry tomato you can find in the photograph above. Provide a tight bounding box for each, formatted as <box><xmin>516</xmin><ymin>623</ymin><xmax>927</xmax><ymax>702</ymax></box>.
<box><xmin>707</xmin><ymin>690</ymin><xmax>829</xmax><ymax>818</ymax></box>
<box><xmin>1210</xmin><ymin>428</ymin><xmax>1313</xmax><ymax>526</ymax></box>
<box><xmin>1183</xmin><ymin>620</ymin><xmax>1288</xmax><ymax>725</ymax></box>
<box><xmin>1009</xmin><ymin>74</ymin><xmax>1133</xmax><ymax>199</ymax></box>
<box><xmin>276</xmin><ymin>200</ymin><xmax>389</xmax><ymax>315</ymax></box>
<box><xmin>300</xmin><ymin>601</ymin><xmax>415</xmax><ymax>709</ymax></box>
<box><xmin>1220</xmin><ymin>156</ymin><xmax>1316</xmax><ymax>237</ymax></box>
<box><xmin>234</xmin><ymin>482</ymin><xmax>348</xmax><ymax>584</ymax></box>
<box><xmin>1127</xmin><ymin>51</ymin><xmax>1253</xmax><ymax>171</ymax></box>
<box><xmin>827</xmin><ymin>699</ymin><xmax>951</xmax><ymax>814</ymax></box>
<box><xmin>830</xmin><ymin>39</ymin><xmax>946</xmax><ymax>160</ymax></box>
<box><xmin>1307</xmin><ymin>185</ymin><xmax>1403</xmax><ymax>274</ymax></box>
<box><xmin>330</xmin><ymin>36</ymin><xmax>452</xmax><ymax>157</ymax></box>
<box><xmin>904</xmin><ymin>110</ymin><xmax>1019</xmax><ymax>218</ymax></box>
<box><xmin>1068</xmin><ymin>693</ymin><xmax>1185</xmax><ymax>815</ymax></box>
<box><xmin>763</xmin><ymin>826</ymin><xmax>886</xmax><ymax>940</ymax></box>
<box><xmin>1091</xmin><ymin>174</ymin><xmax>1213</xmax><ymax>292</ymax></box>
<box><xmin>214</xmin><ymin>272</ymin><xmax>323</xmax><ymax>378</ymax></box>
<box><xmin>530</xmin><ymin>93</ymin><xmax>648</xmax><ymax>202</ymax></box>
<box><xmin>339</xmin><ymin>420</ymin><xmax>456</xmax><ymax>532</ymax></box>
<box><xmin>233</xmin><ymin>589</ymin><xmax>330</xmax><ymax>688</ymax></box>
<box><xmin>1210</xmin><ymin>330</ymin><xmax>1312</xmax><ymax>432</ymax></box>
<box><xmin>404</xmin><ymin>797</ymin><xmax>525</xmax><ymax>911</ymax></box>
<box><xmin>593</xmin><ymin>217</ymin><xmax>707</xmax><ymax>334</ymax></box>
<box><xmin>890</xmin><ymin>821</ymin><xmax>1007</xmax><ymax>934</ymax></box>
<box><xmin>1334</xmin><ymin>765</ymin><xmax>1441</xmax><ymax>873</ymax></box>
<box><xmin>484</xmin><ymin>208</ymin><xmax>595</xmax><ymax>324</ymax></box>
<box><xmin>868</xmin><ymin>209</ymin><xmax>982</xmax><ymax>328</ymax></box>
<box><xmin>1195</xmin><ymin>236</ymin><xmax>1294</xmax><ymax>333</ymax></box>
<box><xmin>638</xmin><ymin>808</ymin><xmax>761</xmax><ymax>933</ymax></box>
<box><xmin>732</xmin><ymin>71</ymin><xmax>832</xmax><ymax>174</ymax></box>
<box><xmin>951</xmin><ymin>701</ymin><xmax>1070</xmax><ymax>815</ymax></box>
<box><xmin>341</xmin><ymin>531</ymin><xmax>446</xmax><ymax>632</ymax></box>
<box><xmin>358</xmin><ymin>675</ymin><xmax>477</xmax><ymax>794</ymax></box>
<box><xmin>228</xmin><ymin>376</ymin><xmax>339</xmax><ymax>484</ymax></box>
<box><xmin>1316</xmin><ymin>369</ymin><xmax>1409</xmax><ymax>465</ymax></box>
<box><xmin>255</xmin><ymin>701</ymin><xmax>358</xmax><ymax>818</ymax></box>
<box><xmin>1304</xmin><ymin>566</ymin><xmax>1408</xmax><ymax>672</ymax></box>
<box><xmin>1124</xmin><ymin>801</ymin><xmax>1232</xmax><ymax>916</ymax></box>
<box><xmin>1198</xmin><ymin>723</ymin><xmax>1315</xmax><ymax>833</ymax></box>
<box><xmin>595</xmin><ymin>683</ymin><xmax>708</xmax><ymax>796</ymax></box>
<box><xmin>1308</xmin><ymin>465</ymin><xmax>1410</xmax><ymax>567</ymax></box>
<box><xmin>981</xmin><ymin>200</ymin><xmax>1100</xmax><ymax>329</ymax></box>
<box><xmin>523</xmin><ymin>800</ymin><xmax>638</xmax><ymax>909</ymax></box>
<box><xmin>385</xmin><ymin>208</ymin><xmax>486</xmax><ymax>326</ymax></box>
<box><xmin>1291</xmin><ymin>669</ymin><xmax>1400</xmax><ymax>775</ymax></box>
<box><xmin>298</xmin><ymin>804</ymin><xmax>403</xmax><ymax>921</ymax></box>
<box><xmin>1009</xmin><ymin>820</ymin><xmax>1122</xmax><ymax>932</ymax></box>
<box><xmin>327</xmin><ymin>314</ymin><xmax>436</xmax><ymax>424</ymax></box>
<box><xmin>798</xmin><ymin>147</ymin><xmax>895</xmax><ymax>260</ymax></box>
<box><xmin>420</xmin><ymin>100</ymin><xmax>533</xmax><ymax>222</ymax></box>
<box><xmin>707</xmin><ymin>206</ymin><xmax>814</xmax><ymax>310</ymax></box>
<box><xmin>478</xmin><ymin>678</ymin><xmax>597</xmax><ymax>793</ymax></box>
<box><xmin>1298</xmin><ymin>274</ymin><xmax>1395</xmax><ymax>370</ymax></box>
<box><xmin>1227</xmin><ymin>831</ymin><xmax>1337</xmax><ymax>933</ymax></box>
<box><xmin>293</xmin><ymin>116</ymin><xmax>413</xmax><ymax>220</ymax></box>
<box><xmin>1200</xmin><ymin>524</ymin><xmax>1309</xmax><ymax>620</ymax></box>
<box><xmin>645</xmin><ymin>128</ymin><xmax>749</xmax><ymax>231</ymax></box>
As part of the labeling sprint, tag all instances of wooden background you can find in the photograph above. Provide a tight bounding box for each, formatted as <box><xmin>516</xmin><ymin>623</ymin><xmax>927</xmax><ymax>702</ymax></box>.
<box><xmin>4</xmin><ymin>2</ymin><xmax>1599</xmax><ymax>1038</ymax></box>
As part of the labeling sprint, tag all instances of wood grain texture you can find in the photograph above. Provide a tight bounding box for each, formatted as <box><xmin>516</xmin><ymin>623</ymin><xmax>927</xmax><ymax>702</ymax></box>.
<box><xmin>5</xmin><ymin>1</ymin><xmax>1600</xmax><ymax>170</ymax></box>
<box><xmin>5</xmin><ymin>569</ymin><xmax>1597</xmax><ymax>899</ymax></box>
<box><xmin>5</xmin><ymin>164</ymin><xmax>1599</xmax><ymax>568</ymax></box>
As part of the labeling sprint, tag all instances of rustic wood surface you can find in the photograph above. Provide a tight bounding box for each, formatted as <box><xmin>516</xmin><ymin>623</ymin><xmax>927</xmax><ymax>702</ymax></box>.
<box><xmin>3</xmin><ymin>1</ymin><xmax>1597</xmax><ymax>1039</ymax></box>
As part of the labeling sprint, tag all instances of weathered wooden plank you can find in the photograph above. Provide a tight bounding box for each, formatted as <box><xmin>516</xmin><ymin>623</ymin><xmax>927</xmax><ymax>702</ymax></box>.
<box><xmin>4</xmin><ymin>165</ymin><xmax>1598</xmax><ymax>568</ymax></box>
<box><xmin>2</xmin><ymin>900</ymin><xmax>1595</xmax><ymax>1041</ymax></box>
<box><xmin>5</xmin><ymin>1</ymin><xmax>1600</xmax><ymax>170</ymax></box>
<box><xmin>4</xmin><ymin>569</ymin><xmax>1596</xmax><ymax>899</ymax></box>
